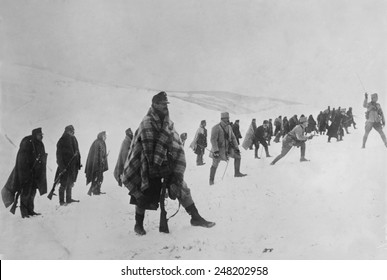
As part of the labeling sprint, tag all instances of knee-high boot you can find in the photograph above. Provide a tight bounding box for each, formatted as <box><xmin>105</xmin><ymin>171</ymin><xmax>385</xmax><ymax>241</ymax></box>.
<box><xmin>234</xmin><ymin>158</ymin><xmax>246</xmax><ymax>177</ymax></box>
<box><xmin>134</xmin><ymin>212</ymin><xmax>146</xmax><ymax>235</ymax></box>
<box><xmin>185</xmin><ymin>203</ymin><xmax>215</xmax><ymax>228</ymax></box>
<box><xmin>209</xmin><ymin>166</ymin><xmax>217</xmax><ymax>185</ymax></box>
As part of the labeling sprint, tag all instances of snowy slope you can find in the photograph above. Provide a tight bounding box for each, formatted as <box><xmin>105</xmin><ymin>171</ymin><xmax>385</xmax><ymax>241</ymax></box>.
<box><xmin>0</xmin><ymin>64</ymin><xmax>386</xmax><ymax>260</ymax></box>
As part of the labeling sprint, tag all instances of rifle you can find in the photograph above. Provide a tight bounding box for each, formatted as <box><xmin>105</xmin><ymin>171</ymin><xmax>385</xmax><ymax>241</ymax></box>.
<box><xmin>159</xmin><ymin>182</ymin><xmax>169</xmax><ymax>233</ymax></box>
<box><xmin>10</xmin><ymin>152</ymin><xmax>43</xmax><ymax>214</ymax></box>
<box><xmin>47</xmin><ymin>151</ymin><xmax>79</xmax><ymax>200</ymax></box>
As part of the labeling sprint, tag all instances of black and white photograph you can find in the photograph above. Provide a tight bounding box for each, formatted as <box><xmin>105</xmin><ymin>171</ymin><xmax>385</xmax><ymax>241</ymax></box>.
<box><xmin>1</xmin><ymin>0</ymin><xmax>386</xmax><ymax>270</ymax></box>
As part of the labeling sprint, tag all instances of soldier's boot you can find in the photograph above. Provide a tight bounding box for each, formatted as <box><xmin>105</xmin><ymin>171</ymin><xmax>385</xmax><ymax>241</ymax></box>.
<box><xmin>265</xmin><ymin>147</ymin><xmax>271</xmax><ymax>157</ymax></box>
<box><xmin>66</xmin><ymin>186</ymin><xmax>79</xmax><ymax>204</ymax></box>
<box><xmin>234</xmin><ymin>158</ymin><xmax>247</xmax><ymax>177</ymax></box>
<box><xmin>134</xmin><ymin>213</ymin><xmax>146</xmax><ymax>235</ymax></box>
<box><xmin>186</xmin><ymin>203</ymin><xmax>215</xmax><ymax>228</ymax></box>
<box><xmin>20</xmin><ymin>202</ymin><xmax>30</xmax><ymax>218</ymax></box>
<box><xmin>59</xmin><ymin>187</ymin><xmax>66</xmax><ymax>206</ymax></box>
<box><xmin>254</xmin><ymin>148</ymin><xmax>260</xmax><ymax>159</ymax></box>
<box><xmin>362</xmin><ymin>135</ymin><xmax>367</xmax><ymax>149</ymax></box>
<box><xmin>209</xmin><ymin>166</ymin><xmax>217</xmax><ymax>185</ymax></box>
<box><xmin>300</xmin><ymin>144</ymin><xmax>309</xmax><ymax>162</ymax></box>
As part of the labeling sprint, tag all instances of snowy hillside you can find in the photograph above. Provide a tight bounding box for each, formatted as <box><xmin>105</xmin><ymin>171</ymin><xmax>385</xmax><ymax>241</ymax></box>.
<box><xmin>0</xmin><ymin>64</ymin><xmax>386</xmax><ymax>260</ymax></box>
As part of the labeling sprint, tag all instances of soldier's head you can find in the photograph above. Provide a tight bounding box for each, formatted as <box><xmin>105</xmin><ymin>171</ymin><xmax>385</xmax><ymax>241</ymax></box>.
<box><xmin>263</xmin><ymin>120</ymin><xmax>269</xmax><ymax>128</ymax></box>
<box><xmin>371</xmin><ymin>93</ymin><xmax>378</xmax><ymax>102</ymax></box>
<box><xmin>152</xmin><ymin>91</ymin><xmax>169</xmax><ymax>116</ymax></box>
<box><xmin>125</xmin><ymin>128</ymin><xmax>133</xmax><ymax>137</ymax></box>
<box><xmin>200</xmin><ymin>120</ymin><xmax>206</xmax><ymax>128</ymax></box>
<box><xmin>98</xmin><ymin>131</ymin><xmax>107</xmax><ymax>141</ymax></box>
<box><xmin>32</xmin><ymin>127</ymin><xmax>43</xmax><ymax>141</ymax></box>
<box><xmin>299</xmin><ymin>116</ymin><xmax>308</xmax><ymax>128</ymax></box>
<box><xmin>252</xmin><ymin>118</ymin><xmax>256</xmax><ymax>124</ymax></box>
<box><xmin>65</xmin><ymin>125</ymin><xmax>75</xmax><ymax>136</ymax></box>
<box><xmin>221</xmin><ymin>112</ymin><xmax>230</xmax><ymax>124</ymax></box>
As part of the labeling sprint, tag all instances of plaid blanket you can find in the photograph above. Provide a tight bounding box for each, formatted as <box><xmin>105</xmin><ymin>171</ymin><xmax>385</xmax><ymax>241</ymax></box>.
<box><xmin>122</xmin><ymin>107</ymin><xmax>186</xmax><ymax>199</ymax></box>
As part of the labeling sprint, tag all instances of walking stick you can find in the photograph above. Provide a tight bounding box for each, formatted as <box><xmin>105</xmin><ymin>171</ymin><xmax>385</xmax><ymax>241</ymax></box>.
<box><xmin>356</xmin><ymin>73</ymin><xmax>366</xmax><ymax>92</ymax></box>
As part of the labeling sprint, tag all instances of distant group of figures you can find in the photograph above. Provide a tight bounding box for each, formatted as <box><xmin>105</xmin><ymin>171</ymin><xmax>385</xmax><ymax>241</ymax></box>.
<box><xmin>1</xmin><ymin>91</ymin><xmax>386</xmax><ymax>236</ymax></box>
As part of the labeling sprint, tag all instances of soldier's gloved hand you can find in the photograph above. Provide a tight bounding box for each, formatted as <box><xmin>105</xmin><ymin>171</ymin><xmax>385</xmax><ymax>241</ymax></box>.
<box><xmin>308</xmin><ymin>135</ymin><xmax>314</xmax><ymax>140</ymax></box>
<box><xmin>235</xmin><ymin>148</ymin><xmax>241</xmax><ymax>155</ymax></box>
<box><xmin>213</xmin><ymin>151</ymin><xmax>220</xmax><ymax>158</ymax></box>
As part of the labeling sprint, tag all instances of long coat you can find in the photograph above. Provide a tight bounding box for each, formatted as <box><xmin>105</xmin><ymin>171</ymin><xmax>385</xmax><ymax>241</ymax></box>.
<box><xmin>189</xmin><ymin>126</ymin><xmax>207</xmax><ymax>154</ymax></box>
<box><xmin>1</xmin><ymin>135</ymin><xmax>47</xmax><ymax>208</ymax></box>
<box><xmin>85</xmin><ymin>133</ymin><xmax>108</xmax><ymax>185</ymax></box>
<box><xmin>114</xmin><ymin>134</ymin><xmax>132</xmax><ymax>186</ymax></box>
<box><xmin>122</xmin><ymin>107</ymin><xmax>186</xmax><ymax>207</ymax></box>
<box><xmin>210</xmin><ymin>121</ymin><xmax>239</xmax><ymax>161</ymax></box>
<box><xmin>55</xmin><ymin>133</ymin><xmax>81</xmax><ymax>185</ymax></box>
<box><xmin>242</xmin><ymin>123</ymin><xmax>255</xmax><ymax>150</ymax></box>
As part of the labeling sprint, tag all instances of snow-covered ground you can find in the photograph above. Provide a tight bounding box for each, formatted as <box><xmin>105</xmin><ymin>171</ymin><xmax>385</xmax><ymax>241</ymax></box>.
<box><xmin>0</xmin><ymin>64</ymin><xmax>386</xmax><ymax>260</ymax></box>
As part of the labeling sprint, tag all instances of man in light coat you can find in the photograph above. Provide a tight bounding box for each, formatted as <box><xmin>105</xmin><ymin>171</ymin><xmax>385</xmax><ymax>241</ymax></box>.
<box><xmin>209</xmin><ymin>112</ymin><xmax>246</xmax><ymax>185</ymax></box>
<box><xmin>270</xmin><ymin>116</ymin><xmax>314</xmax><ymax>165</ymax></box>
<box><xmin>362</xmin><ymin>92</ymin><xmax>387</xmax><ymax>148</ymax></box>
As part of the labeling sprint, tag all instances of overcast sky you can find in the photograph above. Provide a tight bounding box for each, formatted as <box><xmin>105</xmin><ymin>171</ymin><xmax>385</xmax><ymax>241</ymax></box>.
<box><xmin>1</xmin><ymin>0</ymin><xmax>386</xmax><ymax>105</ymax></box>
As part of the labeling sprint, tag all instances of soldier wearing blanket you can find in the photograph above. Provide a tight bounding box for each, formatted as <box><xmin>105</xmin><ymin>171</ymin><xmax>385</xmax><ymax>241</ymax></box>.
<box><xmin>209</xmin><ymin>112</ymin><xmax>246</xmax><ymax>186</ymax></box>
<box><xmin>114</xmin><ymin>128</ymin><xmax>133</xmax><ymax>186</ymax></box>
<box><xmin>190</xmin><ymin>120</ymin><xmax>207</xmax><ymax>166</ymax></box>
<box><xmin>270</xmin><ymin>116</ymin><xmax>313</xmax><ymax>165</ymax></box>
<box><xmin>122</xmin><ymin>92</ymin><xmax>215</xmax><ymax>235</ymax></box>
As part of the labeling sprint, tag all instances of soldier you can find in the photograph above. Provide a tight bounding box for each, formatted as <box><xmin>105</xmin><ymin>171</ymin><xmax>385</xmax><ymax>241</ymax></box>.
<box><xmin>55</xmin><ymin>125</ymin><xmax>82</xmax><ymax>206</ymax></box>
<box><xmin>180</xmin><ymin>133</ymin><xmax>188</xmax><ymax>146</ymax></box>
<box><xmin>209</xmin><ymin>112</ymin><xmax>246</xmax><ymax>185</ymax></box>
<box><xmin>190</xmin><ymin>120</ymin><xmax>207</xmax><ymax>166</ymax></box>
<box><xmin>270</xmin><ymin>116</ymin><xmax>314</xmax><ymax>165</ymax></box>
<box><xmin>122</xmin><ymin>92</ymin><xmax>215</xmax><ymax>235</ymax></box>
<box><xmin>232</xmin><ymin>120</ymin><xmax>243</xmax><ymax>145</ymax></box>
<box><xmin>114</xmin><ymin>128</ymin><xmax>133</xmax><ymax>186</ymax></box>
<box><xmin>85</xmin><ymin>131</ymin><xmax>109</xmax><ymax>195</ymax></box>
<box><xmin>362</xmin><ymin>93</ymin><xmax>387</xmax><ymax>148</ymax></box>
<box><xmin>2</xmin><ymin>128</ymin><xmax>47</xmax><ymax>217</ymax></box>
<box><xmin>346</xmin><ymin>107</ymin><xmax>357</xmax><ymax>130</ymax></box>
<box><xmin>254</xmin><ymin>120</ymin><xmax>271</xmax><ymax>159</ymax></box>
<box><xmin>267</xmin><ymin>118</ymin><xmax>273</xmax><ymax>145</ymax></box>
<box><xmin>288</xmin><ymin>114</ymin><xmax>299</xmax><ymax>131</ymax></box>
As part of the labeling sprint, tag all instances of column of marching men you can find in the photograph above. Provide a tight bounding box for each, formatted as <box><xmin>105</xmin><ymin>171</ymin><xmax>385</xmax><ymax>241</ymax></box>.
<box><xmin>2</xmin><ymin>91</ymin><xmax>386</xmax><ymax>236</ymax></box>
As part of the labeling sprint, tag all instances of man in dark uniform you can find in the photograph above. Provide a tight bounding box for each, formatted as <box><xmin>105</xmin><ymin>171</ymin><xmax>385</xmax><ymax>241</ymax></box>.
<box><xmin>2</xmin><ymin>128</ymin><xmax>47</xmax><ymax>218</ymax></box>
<box><xmin>254</xmin><ymin>120</ymin><xmax>272</xmax><ymax>159</ymax></box>
<box><xmin>55</xmin><ymin>125</ymin><xmax>82</xmax><ymax>205</ymax></box>
<box><xmin>232</xmin><ymin>120</ymin><xmax>242</xmax><ymax>145</ymax></box>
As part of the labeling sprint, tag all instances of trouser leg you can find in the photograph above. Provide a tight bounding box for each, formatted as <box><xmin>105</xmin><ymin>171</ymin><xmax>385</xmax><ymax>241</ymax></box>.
<box><xmin>362</xmin><ymin>122</ymin><xmax>373</xmax><ymax>148</ymax></box>
<box><xmin>271</xmin><ymin>141</ymin><xmax>292</xmax><ymax>165</ymax></box>
<box><xmin>210</xmin><ymin>158</ymin><xmax>219</xmax><ymax>185</ymax></box>
<box><xmin>375</xmin><ymin>125</ymin><xmax>387</xmax><ymax>146</ymax></box>
<box><xmin>20</xmin><ymin>187</ymin><xmax>30</xmax><ymax>218</ymax></box>
<box><xmin>59</xmin><ymin>184</ymin><xmax>65</xmax><ymax>205</ymax></box>
<box><xmin>300</xmin><ymin>141</ymin><xmax>306</xmax><ymax>159</ymax></box>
